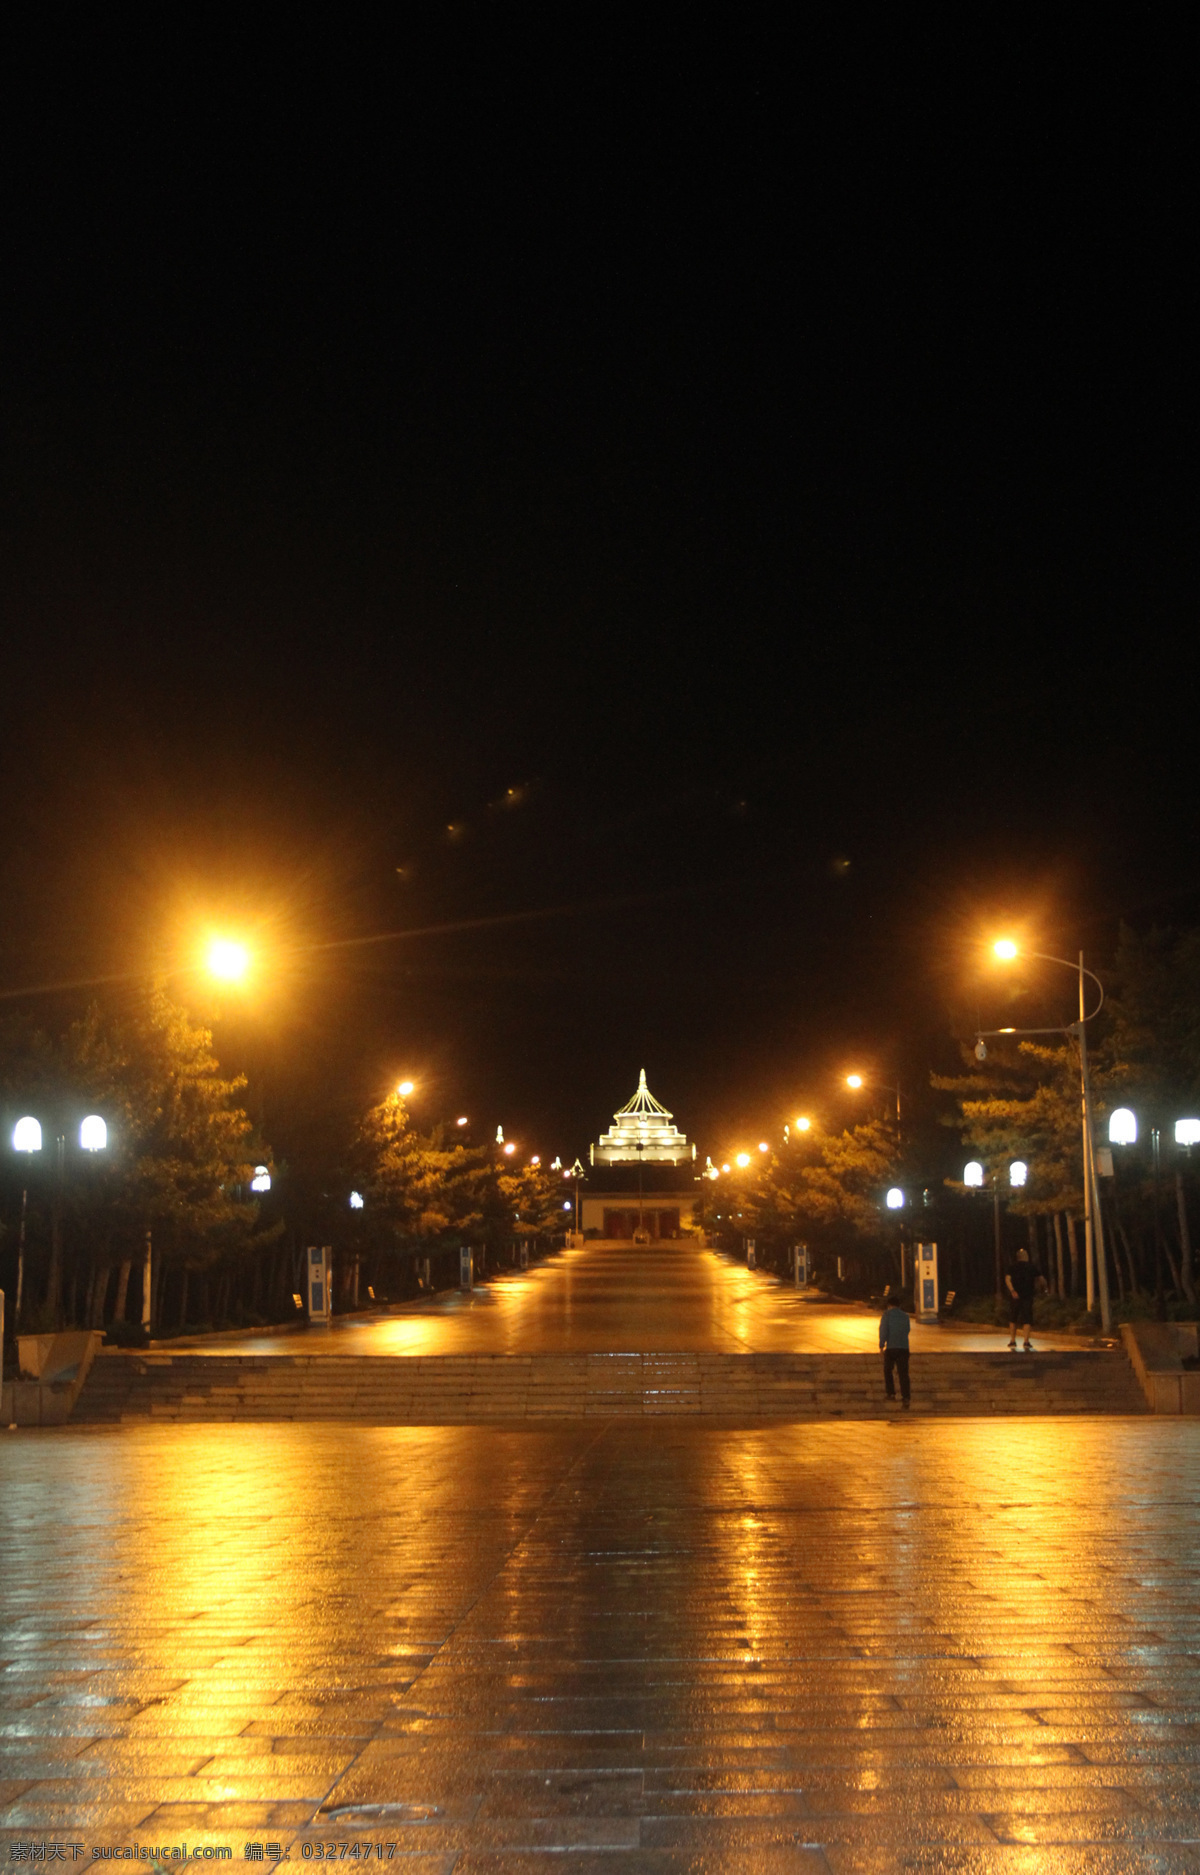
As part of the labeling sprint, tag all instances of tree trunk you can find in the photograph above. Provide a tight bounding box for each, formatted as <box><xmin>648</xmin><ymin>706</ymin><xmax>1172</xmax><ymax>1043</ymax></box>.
<box><xmin>1115</xmin><ymin>1217</ymin><xmax>1140</xmax><ymax>1298</ymax></box>
<box><xmin>1176</xmin><ymin>1169</ymin><xmax>1196</xmax><ymax>1303</ymax></box>
<box><xmin>89</xmin><ymin>1263</ymin><xmax>111</xmax><ymax>1328</ymax></box>
<box><xmin>112</xmin><ymin>1258</ymin><xmax>132</xmax><ymax>1323</ymax></box>
<box><xmin>1066</xmin><ymin>1214</ymin><xmax>1080</xmax><ymax>1296</ymax></box>
<box><xmin>1052</xmin><ymin>1211</ymin><xmax>1067</xmax><ymax>1299</ymax></box>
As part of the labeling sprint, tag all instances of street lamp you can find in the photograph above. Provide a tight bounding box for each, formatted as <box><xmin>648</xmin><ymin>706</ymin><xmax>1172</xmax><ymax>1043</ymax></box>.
<box><xmin>1110</xmin><ymin>1108</ymin><xmax>1137</xmax><ymax>1145</ymax></box>
<box><xmin>961</xmin><ymin>1159</ymin><xmax>1030</xmax><ymax>1303</ymax></box>
<box><xmin>885</xmin><ymin>1187</ymin><xmax>905</xmax><ymax>1210</ymax></box>
<box><xmin>986</xmin><ymin>939</ymin><xmax>1112</xmax><ymax>1331</ymax></box>
<box><xmin>207</xmin><ymin>939</ymin><xmax>249</xmax><ymax>981</ymax></box>
<box><xmin>9</xmin><ymin>1109</ymin><xmax>109</xmax><ymax>1330</ymax></box>
<box><xmin>845</xmin><ymin>1072</ymin><xmax>902</xmax><ymax>1126</ymax></box>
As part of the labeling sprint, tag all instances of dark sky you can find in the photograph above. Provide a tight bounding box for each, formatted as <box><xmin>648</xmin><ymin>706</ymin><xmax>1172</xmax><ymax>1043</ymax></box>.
<box><xmin>0</xmin><ymin>15</ymin><xmax>1193</xmax><ymax>1169</ymax></box>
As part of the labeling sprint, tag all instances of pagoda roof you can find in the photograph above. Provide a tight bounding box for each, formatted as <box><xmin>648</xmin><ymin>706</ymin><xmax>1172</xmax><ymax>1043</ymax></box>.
<box><xmin>592</xmin><ymin>1070</ymin><xmax>692</xmax><ymax>1165</ymax></box>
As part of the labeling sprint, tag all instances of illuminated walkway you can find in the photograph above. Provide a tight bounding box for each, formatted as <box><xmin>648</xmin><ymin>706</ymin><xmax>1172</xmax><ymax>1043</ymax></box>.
<box><xmin>2</xmin><ymin>1418</ymin><xmax>1199</xmax><ymax>1864</ymax></box>
<box><xmin>169</xmin><ymin>1239</ymin><xmax>1092</xmax><ymax>1358</ymax></box>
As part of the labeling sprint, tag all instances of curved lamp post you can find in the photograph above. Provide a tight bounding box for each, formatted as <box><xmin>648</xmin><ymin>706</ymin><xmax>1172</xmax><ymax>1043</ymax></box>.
<box><xmin>981</xmin><ymin>943</ymin><xmax>1111</xmax><ymax>1332</ymax></box>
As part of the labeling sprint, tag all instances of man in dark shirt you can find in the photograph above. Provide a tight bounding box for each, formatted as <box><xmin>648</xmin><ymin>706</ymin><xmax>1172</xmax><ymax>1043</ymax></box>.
<box><xmin>878</xmin><ymin>1288</ymin><xmax>911</xmax><ymax>1407</ymax></box>
<box><xmin>1005</xmin><ymin>1246</ymin><xmax>1038</xmax><ymax>1351</ymax></box>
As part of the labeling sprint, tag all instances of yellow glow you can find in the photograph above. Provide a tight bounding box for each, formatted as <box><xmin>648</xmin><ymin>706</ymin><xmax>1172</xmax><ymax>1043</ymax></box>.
<box><xmin>795</xmin><ymin>1116</ymin><xmax>812</xmax><ymax>1132</ymax></box>
<box><xmin>994</xmin><ymin>938</ymin><xmax>1019</xmax><ymax>960</ymax></box>
<box><xmin>397</xmin><ymin>1079</ymin><xmax>415</xmax><ymax>1098</ymax></box>
<box><xmin>207</xmin><ymin>939</ymin><xmax>249</xmax><ymax>981</ymax></box>
<box><xmin>736</xmin><ymin>1152</ymin><xmax>751</xmax><ymax>1168</ymax></box>
<box><xmin>846</xmin><ymin>1073</ymin><xmax>864</xmax><ymax>1090</ymax></box>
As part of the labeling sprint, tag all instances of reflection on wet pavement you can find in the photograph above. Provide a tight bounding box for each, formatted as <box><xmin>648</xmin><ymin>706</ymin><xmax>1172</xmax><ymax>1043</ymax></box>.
<box><xmin>2</xmin><ymin>1417</ymin><xmax>1199</xmax><ymax>1866</ymax></box>
<box><xmin>168</xmin><ymin>1239</ymin><xmax>1092</xmax><ymax>1358</ymax></box>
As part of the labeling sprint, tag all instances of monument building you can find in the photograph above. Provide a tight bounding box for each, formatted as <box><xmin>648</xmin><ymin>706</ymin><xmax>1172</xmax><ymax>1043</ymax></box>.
<box><xmin>579</xmin><ymin>1071</ymin><xmax>702</xmax><ymax>1241</ymax></box>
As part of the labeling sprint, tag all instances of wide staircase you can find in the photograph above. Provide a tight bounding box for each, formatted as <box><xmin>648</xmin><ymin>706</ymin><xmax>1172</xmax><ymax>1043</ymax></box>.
<box><xmin>73</xmin><ymin>1347</ymin><xmax>1148</xmax><ymax>1422</ymax></box>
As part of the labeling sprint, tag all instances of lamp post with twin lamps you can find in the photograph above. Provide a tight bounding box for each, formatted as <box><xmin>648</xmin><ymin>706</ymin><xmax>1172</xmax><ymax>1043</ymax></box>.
<box><xmin>10</xmin><ymin>1112</ymin><xmax>109</xmax><ymax>1329</ymax></box>
<box><xmin>1108</xmin><ymin>1108</ymin><xmax>1200</xmax><ymax>1307</ymax></box>
<box><xmin>980</xmin><ymin>941</ymin><xmax>1111</xmax><ymax>1332</ymax></box>
<box><xmin>964</xmin><ymin>1157</ymin><xmax>1029</xmax><ymax>1306</ymax></box>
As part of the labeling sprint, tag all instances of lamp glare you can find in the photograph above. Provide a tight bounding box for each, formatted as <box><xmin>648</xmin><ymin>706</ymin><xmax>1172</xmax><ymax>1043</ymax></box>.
<box><xmin>964</xmin><ymin>1160</ymin><xmax>984</xmax><ymax>1188</ymax></box>
<box><xmin>885</xmin><ymin>1187</ymin><xmax>904</xmax><ymax>1209</ymax></box>
<box><xmin>1109</xmin><ymin>1108</ymin><xmax>1137</xmax><ymax>1145</ymax></box>
<box><xmin>13</xmin><ymin>1116</ymin><xmax>42</xmax><ymax>1153</ymax></box>
<box><xmin>1176</xmin><ymin>1118</ymin><xmax>1200</xmax><ymax>1147</ymax></box>
<box><xmin>80</xmin><ymin>1114</ymin><xmax>107</xmax><ymax>1152</ymax></box>
<box><xmin>1009</xmin><ymin>1159</ymin><xmax>1028</xmax><ymax>1188</ymax></box>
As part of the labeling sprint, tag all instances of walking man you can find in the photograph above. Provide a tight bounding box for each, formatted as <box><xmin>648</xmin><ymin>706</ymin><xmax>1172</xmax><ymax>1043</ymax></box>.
<box><xmin>1005</xmin><ymin>1245</ymin><xmax>1038</xmax><ymax>1351</ymax></box>
<box><xmin>879</xmin><ymin>1287</ymin><xmax>911</xmax><ymax>1408</ymax></box>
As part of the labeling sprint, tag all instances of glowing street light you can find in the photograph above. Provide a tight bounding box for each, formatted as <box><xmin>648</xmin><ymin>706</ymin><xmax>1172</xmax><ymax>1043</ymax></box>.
<box><xmin>757</xmin><ymin>1141</ymin><xmax>769</xmax><ymax>1153</ymax></box>
<box><xmin>735</xmin><ymin>1152</ymin><xmax>751</xmax><ymax>1168</ymax></box>
<box><xmin>13</xmin><ymin>1117</ymin><xmax>42</xmax><ymax>1153</ymax></box>
<box><xmin>964</xmin><ymin>1160</ymin><xmax>984</xmax><ymax>1188</ymax></box>
<box><xmin>993</xmin><ymin>938</ymin><xmax>1019</xmax><ymax>960</ymax></box>
<box><xmin>794</xmin><ymin>1116</ymin><xmax>811</xmax><ymax>1132</ymax></box>
<box><xmin>846</xmin><ymin>1073</ymin><xmax>864</xmax><ymax>1090</ymax></box>
<box><xmin>885</xmin><ymin>1187</ymin><xmax>905</xmax><ymax>1210</ymax></box>
<box><xmin>1176</xmin><ymin>1119</ymin><xmax>1200</xmax><ymax>1148</ymax></box>
<box><xmin>456</xmin><ymin>1116</ymin><xmax>469</xmax><ymax>1127</ymax></box>
<box><xmin>397</xmin><ymin>1079</ymin><xmax>415</xmax><ymax>1098</ymax></box>
<box><xmin>1009</xmin><ymin>1160</ymin><xmax>1028</xmax><ymax>1188</ymax></box>
<box><xmin>207</xmin><ymin>939</ymin><xmax>249</xmax><ymax>981</ymax></box>
<box><xmin>250</xmin><ymin>1165</ymin><xmax>272</xmax><ymax>1192</ymax></box>
<box><xmin>80</xmin><ymin>1115</ymin><xmax>107</xmax><ymax>1152</ymax></box>
<box><xmin>503</xmin><ymin>1142</ymin><xmax>515</xmax><ymax>1156</ymax></box>
<box><xmin>349</xmin><ymin>1190</ymin><xmax>365</xmax><ymax>1209</ymax></box>
<box><xmin>1110</xmin><ymin>1108</ymin><xmax>1138</xmax><ymax>1146</ymax></box>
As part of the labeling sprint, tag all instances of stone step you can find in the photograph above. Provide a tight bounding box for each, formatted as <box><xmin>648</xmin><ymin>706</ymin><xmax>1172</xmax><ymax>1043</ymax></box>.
<box><xmin>72</xmin><ymin>1348</ymin><xmax>1147</xmax><ymax>1422</ymax></box>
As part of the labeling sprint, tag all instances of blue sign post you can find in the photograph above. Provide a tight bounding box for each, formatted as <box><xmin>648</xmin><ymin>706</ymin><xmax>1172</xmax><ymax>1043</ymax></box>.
<box><xmin>307</xmin><ymin>1245</ymin><xmax>331</xmax><ymax>1325</ymax></box>
<box><xmin>915</xmin><ymin>1241</ymin><xmax>939</xmax><ymax>1323</ymax></box>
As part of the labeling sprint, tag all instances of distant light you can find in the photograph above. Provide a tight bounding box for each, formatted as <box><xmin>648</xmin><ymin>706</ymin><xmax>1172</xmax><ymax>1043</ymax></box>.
<box><xmin>795</xmin><ymin>1116</ymin><xmax>811</xmax><ymax>1132</ymax></box>
<box><xmin>1009</xmin><ymin>1160</ymin><xmax>1028</xmax><ymax>1188</ymax></box>
<box><xmin>208</xmin><ymin>939</ymin><xmax>249</xmax><ymax>981</ymax></box>
<box><xmin>846</xmin><ymin>1074</ymin><xmax>864</xmax><ymax>1089</ymax></box>
<box><xmin>1176</xmin><ymin>1118</ymin><xmax>1200</xmax><ymax>1147</ymax></box>
<box><xmin>250</xmin><ymin>1165</ymin><xmax>272</xmax><ymax>1192</ymax></box>
<box><xmin>562</xmin><ymin>1201</ymin><xmax>572</xmax><ymax>1210</ymax></box>
<box><xmin>456</xmin><ymin>1116</ymin><xmax>469</xmax><ymax>1126</ymax></box>
<box><xmin>530</xmin><ymin>1156</ymin><xmax>540</xmax><ymax>1166</ymax></box>
<box><xmin>1109</xmin><ymin>1108</ymin><xmax>1137</xmax><ymax>1145</ymax></box>
<box><xmin>885</xmin><ymin>1187</ymin><xmax>904</xmax><ymax>1209</ymax></box>
<box><xmin>398</xmin><ymin>1080</ymin><xmax>415</xmax><ymax>1098</ymax></box>
<box><xmin>994</xmin><ymin>939</ymin><xmax>1018</xmax><ymax>960</ymax></box>
<box><xmin>349</xmin><ymin>1190</ymin><xmax>365</xmax><ymax>1209</ymax></box>
<box><xmin>735</xmin><ymin>1152</ymin><xmax>751</xmax><ymax>1168</ymax></box>
<box><xmin>503</xmin><ymin>1142</ymin><xmax>515</xmax><ymax>1156</ymax></box>
<box><xmin>758</xmin><ymin>1141</ymin><xmax>769</xmax><ymax>1153</ymax></box>
<box><xmin>964</xmin><ymin>1160</ymin><xmax>984</xmax><ymax>1188</ymax></box>
<box><xmin>721</xmin><ymin>1163</ymin><xmax>731</xmax><ymax>1173</ymax></box>
<box><xmin>80</xmin><ymin>1114</ymin><xmax>107</xmax><ymax>1152</ymax></box>
<box><xmin>13</xmin><ymin>1116</ymin><xmax>42</xmax><ymax>1153</ymax></box>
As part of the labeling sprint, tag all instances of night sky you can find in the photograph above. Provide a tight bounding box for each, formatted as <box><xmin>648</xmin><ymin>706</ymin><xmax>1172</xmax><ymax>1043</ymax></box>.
<box><xmin>0</xmin><ymin>16</ymin><xmax>1192</xmax><ymax>1171</ymax></box>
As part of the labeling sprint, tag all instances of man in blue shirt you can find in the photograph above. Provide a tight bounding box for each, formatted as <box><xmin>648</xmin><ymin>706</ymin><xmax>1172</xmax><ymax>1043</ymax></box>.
<box><xmin>879</xmin><ymin>1288</ymin><xmax>911</xmax><ymax>1408</ymax></box>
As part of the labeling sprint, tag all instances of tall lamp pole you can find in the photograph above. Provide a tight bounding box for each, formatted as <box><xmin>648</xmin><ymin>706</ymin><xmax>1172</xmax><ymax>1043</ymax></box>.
<box><xmin>981</xmin><ymin>944</ymin><xmax>1111</xmax><ymax>1333</ymax></box>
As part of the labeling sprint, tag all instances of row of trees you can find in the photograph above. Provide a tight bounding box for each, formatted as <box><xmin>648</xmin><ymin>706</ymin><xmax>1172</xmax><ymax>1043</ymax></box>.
<box><xmin>935</xmin><ymin>925</ymin><xmax>1200</xmax><ymax>1312</ymax></box>
<box><xmin>0</xmin><ymin>987</ymin><xmax>573</xmax><ymax>1342</ymax></box>
<box><xmin>699</xmin><ymin>925</ymin><xmax>1200</xmax><ymax>1318</ymax></box>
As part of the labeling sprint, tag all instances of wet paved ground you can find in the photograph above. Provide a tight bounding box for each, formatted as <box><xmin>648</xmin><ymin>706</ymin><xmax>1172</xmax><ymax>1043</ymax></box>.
<box><xmin>163</xmin><ymin>1241</ymin><xmax>1091</xmax><ymax>1359</ymax></box>
<box><xmin>3</xmin><ymin>1417</ymin><xmax>1199</xmax><ymax>1871</ymax></box>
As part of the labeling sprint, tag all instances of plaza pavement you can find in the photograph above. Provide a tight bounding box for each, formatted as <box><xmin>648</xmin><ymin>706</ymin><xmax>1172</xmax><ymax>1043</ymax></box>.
<box><xmin>3</xmin><ymin>1416</ymin><xmax>1200</xmax><ymax>1871</ymax></box>
<box><xmin>161</xmin><ymin>1239</ymin><xmax>1095</xmax><ymax>1359</ymax></box>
